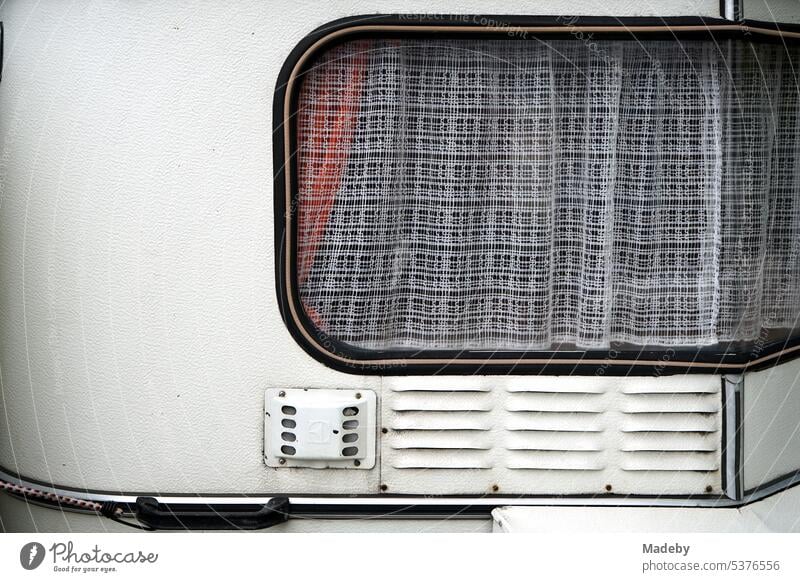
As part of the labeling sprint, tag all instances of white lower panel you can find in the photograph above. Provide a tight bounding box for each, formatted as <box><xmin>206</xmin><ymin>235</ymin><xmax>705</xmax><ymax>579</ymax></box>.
<box><xmin>492</xmin><ymin>484</ymin><xmax>800</xmax><ymax>532</ymax></box>
<box><xmin>381</xmin><ymin>375</ymin><xmax>722</xmax><ymax>495</ymax></box>
<box><xmin>744</xmin><ymin>359</ymin><xmax>800</xmax><ymax>491</ymax></box>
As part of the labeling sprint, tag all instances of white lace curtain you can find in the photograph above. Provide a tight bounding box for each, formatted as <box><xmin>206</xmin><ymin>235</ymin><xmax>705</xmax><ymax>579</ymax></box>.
<box><xmin>296</xmin><ymin>38</ymin><xmax>800</xmax><ymax>351</ymax></box>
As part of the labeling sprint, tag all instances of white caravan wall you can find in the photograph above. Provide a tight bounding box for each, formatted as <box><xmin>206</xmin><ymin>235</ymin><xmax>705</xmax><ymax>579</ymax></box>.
<box><xmin>744</xmin><ymin>0</ymin><xmax>800</xmax><ymax>23</ymax></box>
<box><xmin>0</xmin><ymin>0</ymin><xmax>744</xmax><ymax>496</ymax></box>
<box><xmin>744</xmin><ymin>358</ymin><xmax>800</xmax><ymax>492</ymax></box>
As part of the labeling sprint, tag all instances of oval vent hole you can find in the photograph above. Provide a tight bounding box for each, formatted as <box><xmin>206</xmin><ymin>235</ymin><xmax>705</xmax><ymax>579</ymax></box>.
<box><xmin>281</xmin><ymin>432</ymin><xmax>296</xmax><ymax>442</ymax></box>
<box><xmin>282</xmin><ymin>418</ymin><xmax>296</xmax><ymax>429</ymax></box>
<box><xmin>342</xmin><ymin>433</ymin><xmax>358</xmax><ymax>443</ymax></box>
<box><xmin>343</xmin><ymin>407</ymin><xmax>359</xmax><ymax>417</ymax></box>
<box><xmin>281</xmin><ymin>405</ymin><xmax>297</xmax><ymax>415</ymax></box>
<box><xmin>342</xmin><ymin>420</ymin><xmax>359</xmax><ymax>429</ymax></box>
<box><xmin>281</xmin><ymin>445</ymin><xmax>296</xmax><ymax>456</ymax></box>
<box><xmin>342</xmin><ymin>446</ymin><xmax>359</xmax><ymax>457</ymax></box>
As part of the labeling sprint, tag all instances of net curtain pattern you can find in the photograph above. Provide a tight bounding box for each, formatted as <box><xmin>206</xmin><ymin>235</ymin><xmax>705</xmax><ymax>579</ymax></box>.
<box><xmin>295</xmin><ymin>38</ymin><xmax>800</xmax><ymax>352</ymax></box>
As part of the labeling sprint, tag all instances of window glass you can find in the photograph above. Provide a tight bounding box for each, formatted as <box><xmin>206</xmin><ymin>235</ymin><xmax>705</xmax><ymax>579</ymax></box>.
<box><xmin>291</xmin><ymin>36</ymin><xmax>800</xmax><ymax>356</ymax></box>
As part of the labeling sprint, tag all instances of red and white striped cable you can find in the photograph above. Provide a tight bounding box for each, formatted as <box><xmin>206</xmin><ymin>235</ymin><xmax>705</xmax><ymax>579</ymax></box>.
<box><xmin>0</xmin><ymin>478</ymin><xmax>123</xmax><ymax>516</ymax></box>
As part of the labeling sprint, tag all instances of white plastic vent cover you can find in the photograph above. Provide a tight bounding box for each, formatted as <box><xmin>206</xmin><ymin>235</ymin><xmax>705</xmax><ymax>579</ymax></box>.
<box><xmin>381</xmin><ymin>376</ymin><xmax>722</xmax><ymax>495</ymax></box>
<box><xmin>265</xmin><ymin>388</ymin><xmax>376</xmax><ymax>469</ymax></box>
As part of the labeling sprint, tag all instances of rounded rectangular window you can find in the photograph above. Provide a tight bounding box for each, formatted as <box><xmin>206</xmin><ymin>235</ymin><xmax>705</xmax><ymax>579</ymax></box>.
<box><xmin>274</xmin><ymin>16</ymin><xmax>800</xmax><ymax>374</ymax></box>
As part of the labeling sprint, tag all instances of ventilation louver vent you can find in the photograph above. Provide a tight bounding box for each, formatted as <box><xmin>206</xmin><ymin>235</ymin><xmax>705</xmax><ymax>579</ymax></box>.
<box><xmin>619</xmin><ymin>386</ymin><xmax>720</xmax><ymax>474</ymax></box>
<box><xmin>381</xmin><ymin>377</ymin><xmax>721</xmax><ymax>494</ymax></box>
<box><xmin>388</xmin><ymin>387</ymin><xmax>492</xmax><ymax>470</ymax></box>
<box><xmin>265</xmin><ymin>388</ymin><xmax>376</xmax><ymax>469</ymax></box>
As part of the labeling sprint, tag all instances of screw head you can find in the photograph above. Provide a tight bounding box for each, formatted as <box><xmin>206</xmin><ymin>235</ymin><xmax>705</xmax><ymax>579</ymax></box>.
<box><xmin>278</xmin><ymin>390</ymin><xmax>286</xmax><ymax>397</ymax></box>
<box><xmin>355</xmin><ymin>392</ymin><xmax>362</xmax><ymax>399</ymax></box>
<box><xmin>354</xmin><ymin>460</ymin><xmax>361</xmax><ymax>467</ymax></box>
<box><xmin>278</xmin><ymin>458</ymin><xmax>286</xmax><ymax>465</ymax></box>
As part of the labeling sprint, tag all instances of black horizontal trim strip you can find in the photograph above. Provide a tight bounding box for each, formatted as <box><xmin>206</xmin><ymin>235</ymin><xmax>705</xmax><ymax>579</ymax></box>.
<box><xmin>743</xmin><ymin>469</ymin><xmax>800</xmax><ymax>497</ymax></box>
<box><xmin>3</xmin><ymin>463</ymin><xmax>800</xmax><ymax>510</ymax></box>
<box><xmin>5</xmin><ymin>468</ymin><xmax>800</xmax><ymax>522</ymax></box>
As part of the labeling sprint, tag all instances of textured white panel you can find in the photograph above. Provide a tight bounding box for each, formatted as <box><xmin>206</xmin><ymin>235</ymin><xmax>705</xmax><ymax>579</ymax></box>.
<box><xmin>744</xmin><ymin>359</ymin><xmax>800</xmax><ymax>491</ymax></box>
<box><xmin>0</xmin><ymin>0</ymin><xmax>731</xmax><ymax>497</ymax></box>
<box><xmin>744</xmin><ymin>0</ymin><xmax>800</xmax><ymax>24</ymax></box>
<box><xmin>381</xmin><ymin>376</ymin><xmax>722</xmax><ymax>495</ymax></box>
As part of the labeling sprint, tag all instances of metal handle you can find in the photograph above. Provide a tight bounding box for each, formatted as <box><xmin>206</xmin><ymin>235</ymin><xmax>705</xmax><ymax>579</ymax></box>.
<box><xmin>134</xmin><ymin>496</ymin><xmax>290</xmax><ymax>530</ymax></box>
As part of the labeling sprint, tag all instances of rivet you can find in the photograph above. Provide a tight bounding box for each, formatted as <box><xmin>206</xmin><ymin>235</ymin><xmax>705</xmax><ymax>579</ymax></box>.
<box><xmin>705</xmin><ymin>485</ymin><xmax>713</xmax><ymax>493</ymax></box>
<box><xmin>381</xmin><ymin>427</ymin><xmax>388</xmax><ymax>434</ymax></box>
<box><xmin>605</xmin><ymin>484</ymin><xmax>612</xmax><ymax>492</ymax></box>
<box><xmin>492</xmin><ymin>484</ymin><xmax>500</xmax><ymax>492</ymax></box>
<box><xmin>354</xmin><ymin>460</ymin><xmax>361</xmax><ymax>467</ymax></box>
<box><xmin>380</xmin><ymin>484</ymin><xmax>388</xmax><ymax>492</ymax></box>
<box><xmin>355</xmin><ymin>392</ymin><xmax>362</xmax><ymax>399</ymax></box>
<box><xmin>278</xmin><ymin>390</ymin><xmax>286</xmax><ymax>397</ymax></box>
<box><xmin>279</xmin><ymin>458</ymin><xmax>286</xmax><ymax>465</ymax></box>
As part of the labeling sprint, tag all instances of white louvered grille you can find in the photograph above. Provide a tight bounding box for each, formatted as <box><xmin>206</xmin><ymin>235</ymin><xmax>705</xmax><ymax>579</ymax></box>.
<box><xmin>381</xmin><ymin>377</ymin><xmax>721</xmax><ymax>495</ymax></box>
<box><xmin>619</xmin><ymin>386</ymin><xmax>721</xmax><ymax>474</ymax></box>
<box><xmin>386</xmin><ymin>387</ymin><xmax>492</xmax><ymax>470</ymax></box>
